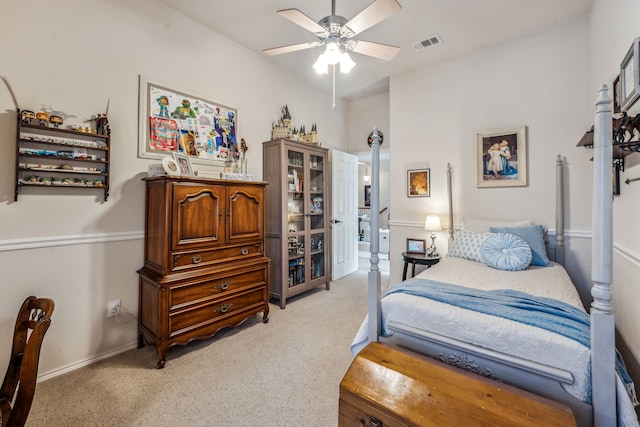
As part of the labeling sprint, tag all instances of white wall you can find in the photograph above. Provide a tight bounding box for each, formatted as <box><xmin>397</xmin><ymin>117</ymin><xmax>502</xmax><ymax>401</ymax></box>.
<box><xmin>589</xmin><ymin>0</ymin><xmax>640</xmax><ymax>368</ymax></box>
<box><xmin>0</xmin><ymin>0</ymin><xmax>347</xmax><ymax>376</ymax></box>
<box><xmin>349</xmin><ymin>92</ymin><xmax>391</xmax><ymax>229</ymax></box>
<box><xmin>388</xmin><ymin>19</ymin><xmax>593</xmax><ymax>289</ymax></box>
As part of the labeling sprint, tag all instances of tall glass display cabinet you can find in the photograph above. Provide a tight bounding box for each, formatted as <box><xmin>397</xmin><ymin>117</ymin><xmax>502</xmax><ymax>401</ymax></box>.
<box><xmin>262</xmin><ymin>138</ymin><xmax>330</xmax><ymax>308</ymax></box>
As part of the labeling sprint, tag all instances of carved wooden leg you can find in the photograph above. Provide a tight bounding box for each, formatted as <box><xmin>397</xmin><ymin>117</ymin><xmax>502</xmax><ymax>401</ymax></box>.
<box><xmin>262</xmin><ymin>305</ymin><xmax>270</xmax><ymax>323</ymax></box>
<box><xmin>156</xmin><ymin>343</ymin><xmax>167</xmax><ymax>369</ymax></box>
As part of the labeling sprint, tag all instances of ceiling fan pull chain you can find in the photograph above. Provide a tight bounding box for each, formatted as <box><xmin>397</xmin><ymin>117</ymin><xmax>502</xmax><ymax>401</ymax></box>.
<box><xmin>332</xmin><ymin>64</ymin><xmax>336</xmax><ymax>109</ymax></box>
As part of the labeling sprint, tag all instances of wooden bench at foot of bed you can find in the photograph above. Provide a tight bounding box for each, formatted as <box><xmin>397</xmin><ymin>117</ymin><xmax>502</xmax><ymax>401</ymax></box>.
<box><xmin>339</xmin><ymin>342</ymin><xmax>576</xmax><ymax>427</ymax></box>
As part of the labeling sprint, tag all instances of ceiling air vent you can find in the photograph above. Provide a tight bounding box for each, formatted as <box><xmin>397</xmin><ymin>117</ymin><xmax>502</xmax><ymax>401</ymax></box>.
<box><xmin>412</xmin><ymin>34</ymin><xmax>442</xmax><ymax>52</ymax></box>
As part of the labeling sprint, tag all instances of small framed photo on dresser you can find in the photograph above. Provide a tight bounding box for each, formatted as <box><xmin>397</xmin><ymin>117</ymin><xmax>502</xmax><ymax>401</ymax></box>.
<box><xmin>173</xmin><ymin>152</ymin><xmax>194</xmax><ymax>176</ymax></box>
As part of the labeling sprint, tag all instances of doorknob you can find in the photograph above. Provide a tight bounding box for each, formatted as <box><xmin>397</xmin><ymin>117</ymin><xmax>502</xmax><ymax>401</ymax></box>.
<box><xmin>330</xmin><ymin>219</ymin><xmax>342</xmax><ymax>224</ymax></box>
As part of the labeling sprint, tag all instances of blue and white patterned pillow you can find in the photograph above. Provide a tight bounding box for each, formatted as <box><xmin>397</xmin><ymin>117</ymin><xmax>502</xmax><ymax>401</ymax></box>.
<box><xmin>480</xmin><ymin>233</ymin><xmax>532</xmax><ymax>271</ymax></box>
<box><xmin>447</xmin><ymin>230</ymin><xmax>490</xmax><ymax>263</ymax></box>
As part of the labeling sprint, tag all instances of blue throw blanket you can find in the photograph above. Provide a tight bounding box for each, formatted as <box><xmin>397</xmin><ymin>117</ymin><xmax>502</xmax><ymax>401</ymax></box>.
<box><xmin>386</xmin><ymin>278</ymin><xmax>636</xmax><ymax>406</ymax></box>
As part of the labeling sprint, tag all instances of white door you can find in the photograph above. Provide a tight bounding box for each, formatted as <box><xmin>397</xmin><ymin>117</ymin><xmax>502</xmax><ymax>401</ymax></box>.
<box><xmin>331</xmin><ymin>149</ymin><xmax>359</xmax><ymax>280</ymax></box>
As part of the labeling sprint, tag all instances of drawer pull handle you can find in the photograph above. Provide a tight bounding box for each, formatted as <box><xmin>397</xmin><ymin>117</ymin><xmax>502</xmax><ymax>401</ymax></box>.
<box><xmin>214</xmin><ymin>303</ymin><xmax>234</xmax><ymax>313</ymax></box>
<box><xmin>215</xmin><ymin>281</ymin><xmax>232</xmax><ymax>291</ymax></box>
<box><xmin>368</xmin><ymin>416</ymin><xmax>381</xmax><ymax>426</ymax></box>
<box><xmin>192</xmin><ymin>254</ymin><xmax>202</xmax><ymax>264</ymax></box>
<box><xmin>241</xmin><ymin>247</ymin><xmax>249</xmax><ymax>255</ymax></box>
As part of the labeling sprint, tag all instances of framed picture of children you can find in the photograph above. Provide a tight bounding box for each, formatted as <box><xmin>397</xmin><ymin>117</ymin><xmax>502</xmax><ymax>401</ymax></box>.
<box><xmin>476</xmin><ymin>125</ymin><xmax>527</xmax><ymax>188</ymax></box>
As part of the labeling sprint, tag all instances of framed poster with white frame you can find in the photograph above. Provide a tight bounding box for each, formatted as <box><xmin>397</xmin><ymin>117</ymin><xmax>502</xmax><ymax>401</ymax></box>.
<box><xmin>138</xmin><ymin>75</ymin><xmax>238</xmax><ymax>166</ymax></box>
<box><xmin>620</xmin><ymin>37</ymin><xmax>640</xmax><ymax>112</ymax></box>
<box><xmin>476</xmin><ymin>125</ymin><xmax>527</xmax><ymax>188</ymax></box>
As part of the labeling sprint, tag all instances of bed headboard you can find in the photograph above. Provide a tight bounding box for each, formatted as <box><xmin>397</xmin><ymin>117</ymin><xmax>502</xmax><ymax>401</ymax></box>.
<box><xmin>444</xmin><ymin>157</ymin><xmax>566</xmax><ymax>265</ymax></box>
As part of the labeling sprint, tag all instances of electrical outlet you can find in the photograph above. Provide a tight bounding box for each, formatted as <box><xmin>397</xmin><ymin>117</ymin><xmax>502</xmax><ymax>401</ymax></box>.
<box><xmin>107</xmin><ymin>299</ymin><xmax>121</xmax><ymax>318</ymax></box>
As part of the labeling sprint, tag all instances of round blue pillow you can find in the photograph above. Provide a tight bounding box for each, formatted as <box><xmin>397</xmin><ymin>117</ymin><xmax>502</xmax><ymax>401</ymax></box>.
<box><xmin>480</xmin><ymin>233</ymin><xmax>532</xmax><ymax>271</ymax></box>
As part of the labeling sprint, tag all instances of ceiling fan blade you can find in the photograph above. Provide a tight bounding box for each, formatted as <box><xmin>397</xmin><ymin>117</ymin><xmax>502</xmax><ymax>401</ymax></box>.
<box><xmin>277</xmin><ymin>9</ymin><xmax>329</xmax><ymax>37</ymax></box>
<box><xmin>263</xmin><ymin>41</ymin><xmax>321</xmax><ymax>56</ymax></box>
<box><xmin>343</xmin><ymin>0</ymin><xmax>402</xmax><ymax>37</ymax></box>
<box><xmin>351</xmin><ymin>40</ymin><xmax>400</xmax><ymax>61</ymax></box>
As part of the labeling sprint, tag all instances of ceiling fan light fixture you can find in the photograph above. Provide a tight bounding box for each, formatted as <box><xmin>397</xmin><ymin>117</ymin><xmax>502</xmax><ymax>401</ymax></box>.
<box><xmin>324</xmin><ymin>42</ymin><xmax>342</xmax><ymax>65</ymax></box>
<box><xmin>313</xmin><ymin>53</ymin><xmax>329</xmax><ymax>74</ymax></box>
<box><xmin>339</xmin><ymin>51</ymin><xmax>356</xmax><ymax>73</ymax></box>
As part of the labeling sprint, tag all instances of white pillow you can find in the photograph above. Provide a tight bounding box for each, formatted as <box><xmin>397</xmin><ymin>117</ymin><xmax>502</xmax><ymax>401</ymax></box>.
<box><xmin>447</xmin><ymin>230</ymin><xmax>491</xmax><ymax>263</ymax></box>
<box><xmin>462</xmin><ymin>217</ymin><xmax>535</xmax><ymax>233</ymax></box>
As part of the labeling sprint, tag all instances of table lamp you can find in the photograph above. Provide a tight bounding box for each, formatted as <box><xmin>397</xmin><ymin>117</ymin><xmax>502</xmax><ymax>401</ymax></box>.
<box><xmin>424</xmin><ymin>215</ymin><xmax>442</xmax><ymax>256</ymax></box>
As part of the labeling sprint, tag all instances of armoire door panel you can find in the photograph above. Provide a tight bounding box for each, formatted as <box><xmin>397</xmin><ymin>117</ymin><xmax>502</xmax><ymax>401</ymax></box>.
<box><xmin>172</xmin><ymin>183</ymin><xmax>225</xmax><ymax>250</ymax></box>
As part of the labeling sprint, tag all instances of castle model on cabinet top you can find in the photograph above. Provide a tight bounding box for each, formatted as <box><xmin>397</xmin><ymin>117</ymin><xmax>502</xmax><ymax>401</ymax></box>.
<box><xmin>271</xmin><ymin>105</ymin><xmax>319</xmax><ymax>145</ymax></box>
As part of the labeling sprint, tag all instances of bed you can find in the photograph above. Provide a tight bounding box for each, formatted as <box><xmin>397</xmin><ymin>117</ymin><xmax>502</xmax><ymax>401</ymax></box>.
<box><xmin>354</xmin><ymin>85</ymin><xmax>639</xmax><ymax>426</ymax></box>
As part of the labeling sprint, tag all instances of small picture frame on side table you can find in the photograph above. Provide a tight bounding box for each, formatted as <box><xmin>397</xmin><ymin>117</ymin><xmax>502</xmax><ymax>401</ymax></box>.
<box><xmin>406</xmin><ymin>238</ymin><xmax>426</xmax><ymax>254</ymax></box>
<box><xmin>173</xmin><ymin>152</ymin><xmax>194</xmax><ymax>176</ymax></box>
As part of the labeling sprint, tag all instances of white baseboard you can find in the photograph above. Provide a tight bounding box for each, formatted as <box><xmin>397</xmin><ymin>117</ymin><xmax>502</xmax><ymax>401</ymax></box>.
<box><xmin>37</xmin><ymin>341</ymin><xmax>139</xmax><ymax>383</ymax></box>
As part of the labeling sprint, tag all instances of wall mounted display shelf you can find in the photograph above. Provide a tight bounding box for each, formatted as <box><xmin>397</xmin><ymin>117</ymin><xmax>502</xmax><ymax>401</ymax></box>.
<box><xmin>15</xmin><ymin>110</ymin><xmax>110</xmax><ymax>201</ymax></box>
<box><xmin>577</xmin><ymin>125</ymin><xmax>640</xmax><ymax>195</ymax></box>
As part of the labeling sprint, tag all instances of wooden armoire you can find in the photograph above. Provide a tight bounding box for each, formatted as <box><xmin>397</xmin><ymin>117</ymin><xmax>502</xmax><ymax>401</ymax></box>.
<box><xmin>137</xmin><ymin>176</ymin><xmax>269</xmax><ymax>368</ymax></box>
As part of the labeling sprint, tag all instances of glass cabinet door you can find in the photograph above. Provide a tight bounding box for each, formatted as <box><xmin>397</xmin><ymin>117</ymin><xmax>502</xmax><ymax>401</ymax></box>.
<box><xmin>287</xmin><ymin>149</ymin><xmax>305</xmax><ymax>234</ymax></box>
<box><xmin>309</xmin><ymin>153</ymin><xmax>325</xmax><ymax>281</ymax></box>
<box><xmin>309</xmin><ymin>154</ymin><xmax>324</xmax><ymax>231</ymax></box>
<box><xmin>287</xmin><ymin>148</ymin><xmax>305</xmax><ymax>288</ymax></box>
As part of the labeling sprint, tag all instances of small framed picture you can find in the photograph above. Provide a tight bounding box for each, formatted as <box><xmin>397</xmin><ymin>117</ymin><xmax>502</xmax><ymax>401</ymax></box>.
<box><xmin>406</xmin><ymin>238</ymin><xmax>426</xmax><ymax>254</ymax></box>
<box><xmin>364</xmin><ymin>185</ymin><xmax>371</xmax><ymax>207</ymax></box>
<box><xmin>173</xmin><ymin>152</ymin><xmax>194</xmax><ymax>176</ymax></box>
<box><xmin>620</xmin><ymin>37</ymin><xmax>640</xmax><ymax>111</ymax></box>
<box><xmin>407</xmin><ymin>169</ymin><xmax>430</xmax><ymax>197</ymax></box>
<box><xmin>613</xmin><ymin>74</ymin><xmax>621</xmax><ymax>114</ymax></box>
<box><xmin>476</xmin><ymin>125</ymin><xmax>527</xmax><ymax>188</ymax></box>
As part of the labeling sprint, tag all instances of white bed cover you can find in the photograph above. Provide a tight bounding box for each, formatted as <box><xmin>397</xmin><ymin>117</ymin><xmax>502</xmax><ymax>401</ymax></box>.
<box><xmin>352</xmin><ymin>256</ymin><xmax>594</xmax><ymax>404</ymax></box>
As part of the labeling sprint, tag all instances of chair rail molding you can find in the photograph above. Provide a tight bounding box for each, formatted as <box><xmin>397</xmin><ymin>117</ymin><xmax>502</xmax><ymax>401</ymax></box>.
<box><xmin>0</xmin><ymin>231</ymin><xmax>144</xmax><ymax>252</ymax></box>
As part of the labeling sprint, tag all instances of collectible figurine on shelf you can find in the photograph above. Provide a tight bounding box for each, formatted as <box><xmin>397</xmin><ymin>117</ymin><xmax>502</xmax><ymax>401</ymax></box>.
<box><xmin>36</xmin><ymin>111</ymin><xmax>49</xmax><ymax>126</ymax></box>
<box><xmin>21</xmin><ymin>110</ymin><xmax>36</xmax><ymax>124</ymax></box>
<box><xmin>95</xmin><ymin>114</ymin><xmax>110</xmax><ymax>136</ymax></box>
<box><xmin>49</xmin><ymin>115</ymin><xmax>63</xmax><ymax>128</ymax></box>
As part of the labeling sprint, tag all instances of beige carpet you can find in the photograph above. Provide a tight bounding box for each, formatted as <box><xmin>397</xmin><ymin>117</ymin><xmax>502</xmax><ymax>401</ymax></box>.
<box><xmin>27</xmin><ymin>258</ymin><xmax>389</xmax><ymax>427</ymax></box>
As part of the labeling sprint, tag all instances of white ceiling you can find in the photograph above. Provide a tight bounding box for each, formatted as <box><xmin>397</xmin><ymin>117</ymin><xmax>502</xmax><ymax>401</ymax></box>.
<box><xmin>157</xmin><ymin>0</ymin><xmax>592</xmax><ymax>100</ymax></box>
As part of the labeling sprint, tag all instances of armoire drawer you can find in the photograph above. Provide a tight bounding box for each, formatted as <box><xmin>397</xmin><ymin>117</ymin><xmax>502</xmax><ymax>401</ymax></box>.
<box><xmin>171</xmin><ymin>242</ymin><xmax>263</xmax><ymax>271</ymax></box>
<box><xmin>169</xmin><ymin>287</ymin><xmax>267</xmax><ymax>335</ymax></box>
<box><xmin>170</xmin><ymin>265</ymin><xmax>267</xmax><ymax>309</ymax></box>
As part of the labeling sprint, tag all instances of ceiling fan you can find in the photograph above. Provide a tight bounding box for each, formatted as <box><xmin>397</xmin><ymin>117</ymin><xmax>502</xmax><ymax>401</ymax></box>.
<box><xmin>264</xmin><ymin>0</ymin><xmax>403</xmax><ymax>73</ymax></box>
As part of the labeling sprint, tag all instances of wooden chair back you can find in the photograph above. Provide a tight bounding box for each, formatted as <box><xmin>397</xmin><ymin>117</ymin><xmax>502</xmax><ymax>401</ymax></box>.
<box><xmin>0</xmin><ymin>296</ymin><xmax>54</xmax><ymax>427</ymax></box>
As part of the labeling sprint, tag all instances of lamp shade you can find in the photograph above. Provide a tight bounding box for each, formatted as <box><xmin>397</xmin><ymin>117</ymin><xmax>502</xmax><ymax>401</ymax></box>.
<box><xmin>424</xmin><ymin>215</ymin><xmax>442</xmax><ymax>231</ymax></box>
<box><xmin>339</xmin><ymin>52</ymin><xmax>356</xmax><ymax>73</ymax></box>
<box><xmin>313</xmin><ymin>53</ymin><xmax>328</xmax><ymax>74</ymax></box>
